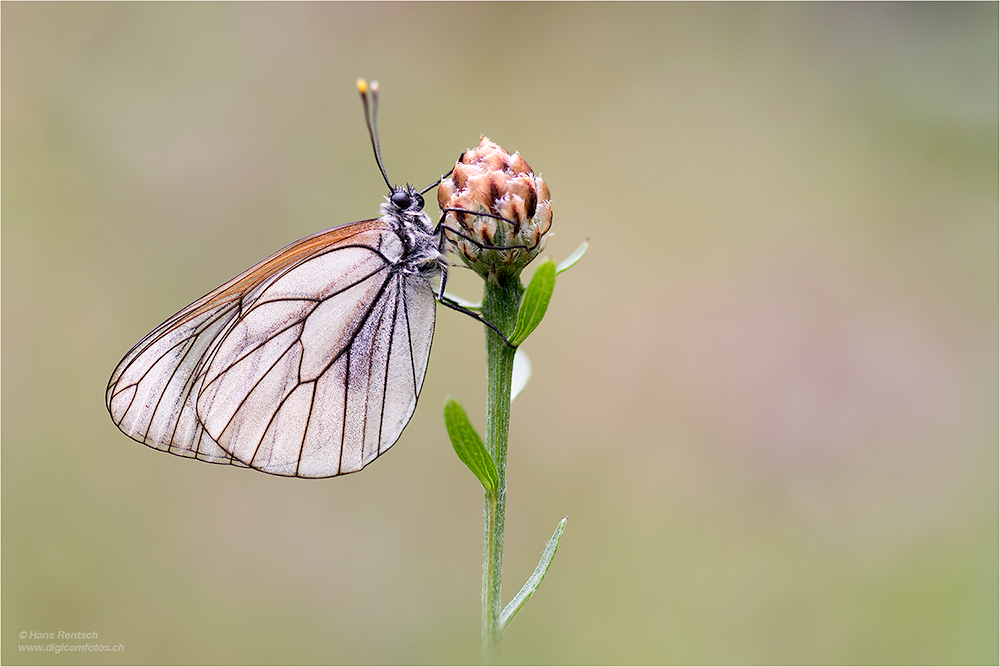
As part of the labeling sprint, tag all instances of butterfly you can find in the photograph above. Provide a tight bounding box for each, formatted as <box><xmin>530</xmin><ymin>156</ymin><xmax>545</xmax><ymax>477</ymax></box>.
<box><xmin>106</xmin><ymin>79</ymin><xmax>508</xmax><ymax>478</ymax></box>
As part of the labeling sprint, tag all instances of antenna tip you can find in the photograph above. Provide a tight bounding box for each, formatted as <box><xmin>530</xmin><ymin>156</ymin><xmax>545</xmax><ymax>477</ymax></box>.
<box><xmin>356</xmin><ymin>78</ymin><xmax>368</xmax><ymax>94</ymax></box>
<box><xmin>370</xmin><ymin>80</ymin><xmax>380</xmax><ymax>94</ymax></box>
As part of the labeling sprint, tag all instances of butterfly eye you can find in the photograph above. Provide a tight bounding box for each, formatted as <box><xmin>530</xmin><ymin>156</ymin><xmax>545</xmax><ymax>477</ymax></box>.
<box><xmin>391</xmin><ymin>190</ymin><xmax>411</xmax><ymax>210</ymax></box>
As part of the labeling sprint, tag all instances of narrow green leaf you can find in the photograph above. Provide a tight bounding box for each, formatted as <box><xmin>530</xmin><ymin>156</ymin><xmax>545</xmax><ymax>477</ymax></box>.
<box><xmin>500</xmin><ymin>516</ymin><xmax>568</xmax><ymax>632</ymax></box>
<box><xmin>443</xmin><ymin>397</ymin><xmax>498</xmax><ymax>493</ymax></box>
<box><xmin>510</xmin><ymin>258</ymin><xmax>556</xmax><ymax>347</ymax></box>
<box><xmin>555</xmin><ymin>238</ymin><xmax>589</xmax><ymax>275</ymax></box>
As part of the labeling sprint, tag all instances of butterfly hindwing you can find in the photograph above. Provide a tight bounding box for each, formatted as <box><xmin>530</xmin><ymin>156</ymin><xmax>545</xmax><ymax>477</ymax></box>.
<box><xmin>106</xmin><ymin>298</ymin><xmax>246</xmax><ymax>466</ymax></box>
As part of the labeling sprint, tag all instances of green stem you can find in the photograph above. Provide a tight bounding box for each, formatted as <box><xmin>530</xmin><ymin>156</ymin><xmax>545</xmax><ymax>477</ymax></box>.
<box><xmin>481</xmin><ymin>274</ymin><xmax>523</xmax><ymax>665</ymax></box>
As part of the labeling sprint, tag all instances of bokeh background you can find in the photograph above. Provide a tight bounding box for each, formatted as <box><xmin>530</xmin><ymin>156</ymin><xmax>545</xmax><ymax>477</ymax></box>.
<box><xmin>3</xmin><ymin>3</ymin><xmax>996</xmax><ymax>664</ymax></box>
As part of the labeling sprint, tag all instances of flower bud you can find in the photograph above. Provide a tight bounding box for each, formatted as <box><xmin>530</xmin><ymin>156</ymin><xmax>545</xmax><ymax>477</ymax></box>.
<box><xmin>438</xmin><ymin>137</ymin><xmax>552</xmax><ymax>280</ymax></box>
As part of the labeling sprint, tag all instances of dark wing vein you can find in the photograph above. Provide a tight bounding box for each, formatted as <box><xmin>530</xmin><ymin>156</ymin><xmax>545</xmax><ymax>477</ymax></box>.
<box><xmin>401</xmin><ymin>279</ymin><xmax>420</xmax><ymax>393</ymax></box>
<box><xmin>376</xmin><ymin>279</ymin><xmax>402</xmax><ymax>451</ymax></box>
<box><xmin>295</xmin><ymin>373</ymin><xmax>320</xmax><ymax>477</ymax></box>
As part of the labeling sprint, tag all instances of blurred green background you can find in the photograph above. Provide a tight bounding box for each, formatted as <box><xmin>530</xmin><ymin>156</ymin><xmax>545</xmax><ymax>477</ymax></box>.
<box><xmin>3</xmin><ymin>3</ymin><xmax>997</xmax><ymax>664</ymax></box>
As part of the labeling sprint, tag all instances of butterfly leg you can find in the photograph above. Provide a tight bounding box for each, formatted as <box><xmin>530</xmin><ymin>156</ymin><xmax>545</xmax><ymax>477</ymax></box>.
<box><xmin>436</xmin><ymin>268</ymin><xmax>517</xmax><ymax>349</ymax></box>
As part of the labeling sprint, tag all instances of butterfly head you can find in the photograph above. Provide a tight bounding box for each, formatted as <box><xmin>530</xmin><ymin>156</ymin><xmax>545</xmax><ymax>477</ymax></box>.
<box><xmin>389</xmin><ymin>185</ymin><xmax>425</xmax><ymax>214</ymax></box>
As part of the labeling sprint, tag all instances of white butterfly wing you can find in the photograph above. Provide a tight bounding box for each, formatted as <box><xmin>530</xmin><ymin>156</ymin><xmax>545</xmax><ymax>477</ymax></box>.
<box><xmin>106</xmin><ymin>298</ymin><xmax>246</xmax><ymax>466</ymax></box>
<box><xmin>107</xmin><ymin>219</ymin><xmax>436</xmax><ymax>478</ymax></box>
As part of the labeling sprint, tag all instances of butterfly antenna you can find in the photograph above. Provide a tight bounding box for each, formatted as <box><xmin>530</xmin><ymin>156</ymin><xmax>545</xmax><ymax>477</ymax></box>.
<box><xmin>357</xmin><ymin>78</ymin><xmax>392</xmax><ymax>191</ymax></box>
<box><xmin>419</xmin><ymin>166</ymin><xmax>456</xmax><ymax>196</ymax></box>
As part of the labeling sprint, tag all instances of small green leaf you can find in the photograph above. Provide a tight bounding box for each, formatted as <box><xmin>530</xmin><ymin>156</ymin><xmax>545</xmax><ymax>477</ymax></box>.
<box><xmin>555</xmin><ymin>238</ymin><xmax>589</xmax><ymax>275</ymax></box>
<box><xmin>500</xmin><ymin>516</ymin><xmax>568</xmax><ymax>631</ymax></box>
<box><xmin>443</xmin><ymin>397</ymin><xmax>498</xmax><ymax>493</ymax></box>
<box><xmin>510</xmin><ymin>258</ymin><xmax>556</xmax><ymax>347</ymax></box>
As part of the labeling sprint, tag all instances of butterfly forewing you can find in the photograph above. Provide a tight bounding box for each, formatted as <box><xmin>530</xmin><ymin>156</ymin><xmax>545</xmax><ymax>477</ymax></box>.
<box><xmin>106</xmin><ymin>217</ymin><xmax>438</xmax><ymax>478</ymax></box>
